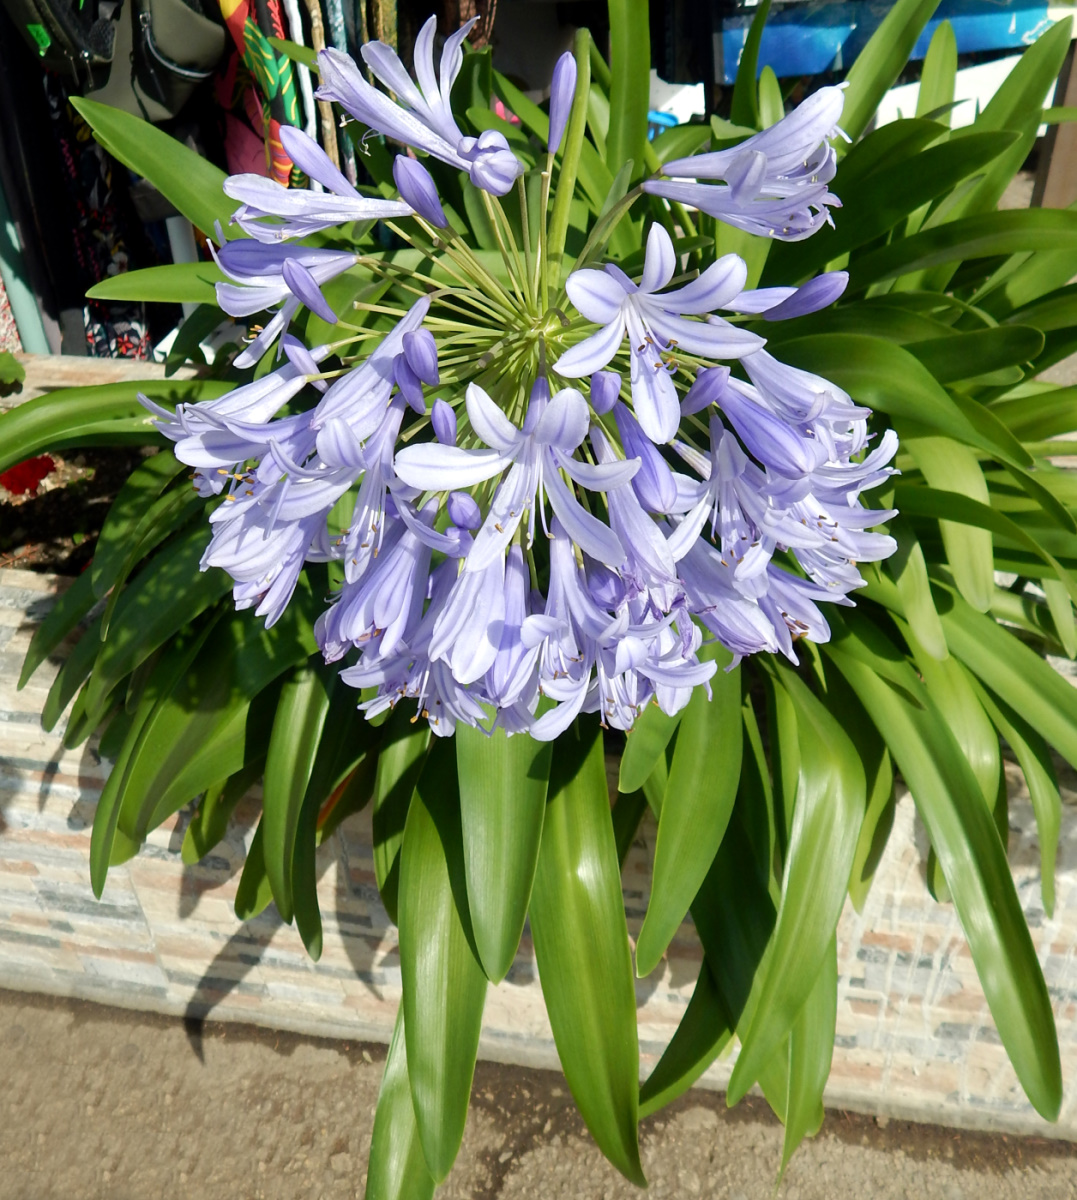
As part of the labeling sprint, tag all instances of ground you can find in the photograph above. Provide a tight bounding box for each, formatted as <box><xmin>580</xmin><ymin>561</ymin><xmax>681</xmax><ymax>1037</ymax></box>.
<box><xmin>1</xmin><ymin>989</ymin><xmax>1074</xmax><ymax>1200</ymax></box>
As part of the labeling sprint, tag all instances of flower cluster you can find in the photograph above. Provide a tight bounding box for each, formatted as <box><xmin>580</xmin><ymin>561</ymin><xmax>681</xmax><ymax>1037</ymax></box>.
<box><xmin>145</xmin><ymin>21</ymin><xmax>897</xmax><ymax>739</ymax></box>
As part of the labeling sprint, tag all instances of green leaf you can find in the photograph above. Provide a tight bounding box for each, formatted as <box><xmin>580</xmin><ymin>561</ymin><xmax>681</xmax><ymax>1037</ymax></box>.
<box><xmin>968</xmin><ymin>675</ymin><xmax>1061</xmax><ymax>917</ymax></box>
<box><xmin>617</xmin><ymin>702</ymin><xmax>681</xmax><ymax>794</ymax></box>
<box><xmin>261</xmin><ymin>659</ymin><xmax>335</xmax><ymax>923</ymax></box>
<box><xmin>234</xmin><ymin>818</ymin><xmax>275</xmax><ymax>920</ymax></box>
<box><xmin>606</xmin><ymin>0</ymin><xmax>649</xmax><ymax>180</ymax></box>
<box><xmin>780</xmin><ymin>937</ymin><xmax>837</xmax><ymax>1171</ymax></box>
<box><xmin>651</xmin><ymin>123</ymin><xmax>711</xmax><ymax>165</ymax></box>
<box><xmin>181</xmin><ymin>758</ymin><xmax>265</xmax><ymax>865</ymax></box>
<box><xmin>91</xmin><ymin>617</ymin><xmax>220</xmax><ymax>894</ymax></box>
<box><xmin>906</xmin><ymin>324</ymin><xmax>1044</xmax><ymax>384</ymax></box>
<box><xmin>638</xmin><ymin>961</ymin><xmax>733</xmax><ymax>1118</ymax></box>
<box><xmin>758</xmin><ymin>66</ymin><xmax>784</xmax><ymax>129</ymax></box>
<box><xmin>850</xmin><ymin>210</ymin><xmax>1077</xmax><ymax>291</ymax></box>
<box><xmin>70</xmin><ymin>97</ymin><xmax>233</xmax><ymax>235</ymax></box>
<box><xmin>932</xmin><ymin>582</ymin><xmax>1077</xmax><ymax>772</ymax></box>
<box><xmin>916</xmin><ymin>21</ymin><xmax>957</xmax><ymax>123</ymax></box>
<box><xmin>611</xmin><ymin>788</ymin><xmax>648</xmax><ymax>868</ymax></box>
<box><xmin>371</xmin><ymin>707</ymin><xmax>430</xmax><ymax>924</ymax></box>
<box><xmin>18</xmin><ymin>569</ymin><xmax>97</xmax><ymax>689</ymax></box>
<box><xmin>365</xmin><ymin>1009</ymin><xmax>436</xmax><ymax>1200</ymax></box>
<box><xmin>775</xmin><ymin>335</ymin><xmax>983</xmax><ymax>447</ymax></box>
<box><xmin>267</xmin><ymin>34</ymin><xmax>317</xmax><ymax>71</ymax></box>
<box><xmin>726</xmin><ymin>670</ymin><xmax>864</xmax><ymax>1104</ymax></box>
<box><xmin>0</xmin><ymin>378</ymin><xmax>230</xmax><ymax>475</ymax></box>
<box><xmin>847</xmin><ymin>740</ymin><xmax>895</xmax><ymax>914</ymax></box>
<box><xmin>768</xmin><ymin>132</ymin><xmax>1016</xmax><ymax>284</ymax></box>
<box><xmin>905</xmin><ymin>438</ymin><xmax>994</xmax><ymax>613</ymax></box>
<box><xmin>529</xmin><ymin>718</ymin><xmax>645</xmax><ymax>1186</ymax></box>
<box><xmin>888</xmin><ymin>519</ymin><xmax>948</xmax><ymax>660</ymax></box>
<box><xmin>840</xmin><ymin>0</ymin><xmax>942</xmax><ymax>142</ymax></box>
<box><xmin>90</xmin><ymin>451</ymin><xmax>188</xmax><ymax>598</ymax></box>
<box><xmin>825</xmin><ymin>613</ymin><xmax>1061</xmax><ymax>1119</ymax></box>
<box><xmin>41</xmin><ymin>614</ymin><xmax>102</xmax><ymax>734</ymax></box>
<box><xmin>730</xmin><ymin>0</ymin><xmax>772</xmax><ymax>130</ymax></box>
<box><xmin>82</xmin><ymin>523</ymin><xmax>232</xmax><ymax>724</ymax></box>
<box><xmin>456</xmin><ymin>724</ymin><xmax>551</xmax><ymax>982</ymax></box>
<box><xmin>398</xmin><ymin>738</ymin><xmax>487</xmax><ymax>1182</ymax></box>
<box><xmin>636</xmin><ymin>645</ymin><xmax>741</xmax><ymax>977</ymax></box>
<box><xmin>85</xmin><ymin>263</ymin><xmax>225</xmax><ymax>305</ymax></box>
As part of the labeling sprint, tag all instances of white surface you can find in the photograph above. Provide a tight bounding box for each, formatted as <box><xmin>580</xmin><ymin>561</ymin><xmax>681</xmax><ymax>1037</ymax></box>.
<box><xmin>649</xmin><ymin>69</ymin><xmax>706</xmax><ymax>124</ymax></box>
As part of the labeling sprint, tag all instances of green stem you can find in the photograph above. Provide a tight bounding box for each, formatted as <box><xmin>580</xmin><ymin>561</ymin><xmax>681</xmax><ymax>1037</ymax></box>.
<box><xmin>517</xmin><ymin>174</ymin><xmax>535</xmax><ymax>306</ymax></box>
<box><xmin>547</xmin><ymin>28</ymin><xmax>592</xmax><ymax>296</ymax></box>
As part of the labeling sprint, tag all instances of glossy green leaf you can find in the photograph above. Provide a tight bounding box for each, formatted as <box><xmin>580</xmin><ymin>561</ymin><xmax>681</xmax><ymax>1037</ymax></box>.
<box><xmin>638</xmin><ymin>961</ymin><xmax>733</xmax><ymax>1118</ymax></box>
<box><xmin>91</xmin><ymin>617</ymin><xmax>220</xmax><ymax>894</ymax></box>
<box><xmin>371</xmin><ymin>707</ymin><xmax>431</xmax><ymax>924</ymax></box>
<box><xmin>611</xmin><ymin>788</ymin><xmax>649</xmax><ymax>868</ymax></box>
<box><xmin>0</xmin><ymin>378</ymin><xmax>230</xmax><ymax>475</ymax></box>
<box><xmin>261</xmin><ymin>659</ymin><xmax>335</xmax><ymax>923</ymax></box>
<box><xmin>86</xmin><ymin>263</ymin><xmax>225</xmax><ymax>305</ymax></box>
<box><xmin>905</xmin><ymin>438</ymin><xmax>994</xmax><ymax>612</ymax></box>
<box><xmin>916</xmin><ymin>21</ymin><xmax>957</xmax><ymax>122</ymax></box>
<box><xmin>234</xmin><ymin>818</ymin><xmax>274</xmax><ymax>920</ymax></box>
<box><xmin>840</xmin><ymin>0</ymin><xmax>941</xmax><ymax>142</ymax></box>
<box><xmin>730</xmin><ymin>0</ymin><xmax>771</xmax><ymax>130</ymax></box>
<box><xmin>365</xmin><ymin>1008</ymin><xmax>436</xmax><ymax>1200</ymax></box>
<box><xmin>181</xmin><ymin>757</ymin><xmax>265</xmax><ymax>865</ymax></box>
<box><xmin>90</xmin><ymin>452</ymin><xmax>189</xmax><ymax>598</ymax></box>
<box><xmin>618</xmin><ymin>702</ymin><xmax>682</xmax><ymax>794</ymax></box>
<box><xmin>71</xmin><ymin>98</ymin><xmax>233</xmax><ymax>235</ymax></box>
<box><xmin>776</xmin><ymin>334</ymin><xmax>983</xmax><ymax>447</ymax></box>
<box><xmin>606</xmin><ymin>0</ymin><xmax>649</xmax><ymax>179</ymax></box>
<box><xmin>727</xmin><ymin>670</ymin><xmax>863</xmax><ymax>1104</ymax></box>
<box><xmin>888</xmin><ymin>518</ymin><xmax>948</xmax><ymax>659</ymax></box>
<box><xmin>398</xmin><ymin>738</ymin><xmax>487</xmax><ymax>1182</ymax></box>
<box><xmin>41</xmin><ymin>614</ymin><xmax>102</xmax><ymax>733</ymax></box>
<box><xmin>18</xmin><ymin>570</ymin><xmax>97</xmax><ymax>689</ymax></box>
<box><xmin>636</xmin><ymin>645</ymin><xmax>741</xmax><ymax>977</ymax></box>
<box><xmin>529</xmin><ymin>718</ymin><xmax>645</xmax><ymax>1186</ymax></box>
<box><xmin>456</xmin><ymin>724</ymin><xmax>551</xmax><ymax>982</ymax></box>
<box><xmin>780</xmin><ymin>936</ymin><xmax>837</xmax><ymax>1171</ymax></box>
<box><xmin>651</xmin><ymin>123</ymin><xmax>711</xmax><ymax>165</ymax></box>
<box><xmin>907</xmin><ymin>324</ymin><xmax>1043</xmax><ymax>384</ymax></box>
<box><xmin>848</xmin><ymin>741</ymin><xmax>895</xmax><ymax>914</ymax></box>
<box><xmin>82</xmin><ymin>523</ymin><xmax>231</xmax><ymax>724</ymax></box>
<box><xmin>932</xmin><ymin>582</ymin><xmax>1077</xmax><ymax>771</ymax></box>
<box><xmin>825</xmin><ymin>614</ymin><xmax>1061</xmax><ymax>1119</ymax></box>
<box><xmin>968</xmin><ymin>675</ymin><xmax>1062</xmax><ymax>916</ymax></box>
<box><xmin>850</xmin><ymin>209</ymin><xmax>1077</xmax><ymax>291</ymax></box>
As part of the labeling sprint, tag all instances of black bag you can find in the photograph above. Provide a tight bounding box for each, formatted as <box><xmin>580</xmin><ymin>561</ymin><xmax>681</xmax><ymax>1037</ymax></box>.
<box><xmin>0</xmin><ymin>0</ymin><xmax>224</xmax><ymax>120</ymax></box>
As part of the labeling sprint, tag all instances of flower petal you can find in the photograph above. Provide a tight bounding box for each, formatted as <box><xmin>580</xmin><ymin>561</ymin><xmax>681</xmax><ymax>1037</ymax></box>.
<box><xmin>533</xmin><ymin>387</ymin><xmax>588</xmax><ymax>450</ymax></box>
<box><xmin>466</xmin><ymin>381</ymin><xmax>521</xmax><ymax>451</ymax></box>
<box><xmin>554</xmin><ymin>317</ymin><xmax>625</xmax><ymax>378</ymax></box>
<box><xmin>544</xmin><ymin>463</ymin><xmax>625</xmax><ymax>566</ymax></box>
<box><xmin>394</xmin><ymin>442</ymin><xmax>511</xmax><ymax>489</ymax></box>
<box><xmin>565</xmin><ymin>268</ymin><xmax>627</xmax><ymax>324</ymax></box>
<box><xmin>640</xmin><ymin>223</ymin><xmax>676</xmax><ymax>294</ymax></box>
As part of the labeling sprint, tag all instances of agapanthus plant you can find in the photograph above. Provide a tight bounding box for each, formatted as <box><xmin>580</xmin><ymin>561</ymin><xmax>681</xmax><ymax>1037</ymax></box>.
<box><xmin>8</xmin><ymin>0</ymin><xmax>1077</xmax><ymax>1192</ymax></box>
<box><xmin>155</xmin><ymin>19</ymin><xmax>894</xmax><ymax>749</ymax></box>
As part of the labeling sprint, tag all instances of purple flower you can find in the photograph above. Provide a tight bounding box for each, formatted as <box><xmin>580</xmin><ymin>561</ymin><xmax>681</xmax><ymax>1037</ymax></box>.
<box><xmin>315</xmin><ymin>16</ymin><xmax>523</xmax><ymax>196</ymax></box>
<box><xmin>555</xmin><ymin>224</ymin><xmax>763</xmax><ymax>442</ymax></box>
<box><xmin>643</xmin><ymin>86</ymin><xmax>845</xmax><ymax>241</ymax></box>
<box><xmin>724</xmin><ymin>271</ymin><xmax>848</xmax><ymax>321</ymax></box>
<box><xmin>224</xmin><ymin>125</ymin><xmax>412</xmax><ymax>242</ymax></box>
<box><xmin>213</xmin><ymin>241</ymin><xmax>359</xmax><ymax>367</ymax></box>
<box><xmin>548</xmin><ymin>51</ymin><xmax>577</xmax><ymax>154</ymax></box>
<box><xmin>392</xmin><ymin>155</ymin><xmax>448</xmax><ymax>227</ymax></box>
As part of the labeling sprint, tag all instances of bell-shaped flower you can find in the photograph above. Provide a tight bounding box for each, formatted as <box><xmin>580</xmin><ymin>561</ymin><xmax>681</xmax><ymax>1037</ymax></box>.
<box><xmin>315</xmin><ymin>16</ymin><xmax>523</xmax><ymax>196</ymax></box>
<box><xmin>224</xmin><ymin>125</ymin><xmax>412</xmax><ymax>243</ymax></box>
<box><xmin>643</xmin><ymin>86</ymin><xmax>845</xmax><ymax>241</ymax></box>
<box><xmin>213</xmin><ymin>240</ymin><xmax>358</xmax><ymax>367</ymax></box>
<box><xmin>555</xmin><ymin>223</ymin><xmax>764</xmax><ymax>443</ymax></box>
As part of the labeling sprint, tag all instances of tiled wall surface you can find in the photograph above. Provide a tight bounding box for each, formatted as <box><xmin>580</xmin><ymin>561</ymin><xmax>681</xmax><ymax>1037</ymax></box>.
<box><xmin>2</xmin><ymin>567</ymin><xmax>1076</xmax><ymax>1137</ymax></box>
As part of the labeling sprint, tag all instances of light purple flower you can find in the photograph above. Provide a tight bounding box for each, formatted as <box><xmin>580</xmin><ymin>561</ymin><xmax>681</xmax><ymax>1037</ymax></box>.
<box><xmin>548</xmin><ymin>51</ymin><xmax>577</xmax><ymax>154</ymax></box>
<box><xmin>724</xmin><ymin>271</ymin><xmax>848</xmax><ymax>321</ymax></box>
<box><xmin>213</xmin><ymin>241</ymin><xmax>359</xmax><ymax>367</ymax></box>
<box><xmin>315</xmin><ymin>16</ymin><xmax>523</xmax><ymax>196</ymax></box>
<box><xmin>393</xmin><ymin>155</ymin><xmax>448</xmax><ymax>227</ymax></box>
<box><xmin>643</xmin><ymin>86</ymin><xmax>845</xmax><ymax>241</ymax></box>
<box><xmin>555</xmin><ymin>223</ymin><xmax>764</xmax><ymax>442</ymax></box>
<box><xmin>224</xmin><ymin>125</ymin><xmax>412</xmax><ymax>243</ymax></box>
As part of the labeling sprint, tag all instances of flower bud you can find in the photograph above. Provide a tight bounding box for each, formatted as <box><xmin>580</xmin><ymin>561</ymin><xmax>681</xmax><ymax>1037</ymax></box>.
<box><xmin>403</xmin><ymin>328</ymin><xmax>439</xmax><ymax>385</ymax></box>
<box><xmin>548</xmin><ymin>51</ymin><xmax>577</xmax><ymax>154</ymax></box>
<box><xmin>681</xmin><ymin>366</ymin><xmax>729</xmax><ymax>416</ymax></box>
<box><xmin>447</xmin><ymin>490</ymin><xmax>482</xmax><ymax>530</ymax></box>
<box><xmin>393</xmin><ymin>155</ymin><xmax>447</xmax><ymax>227</ymax></box>
<box><xmin>431</xmin><ymin>397</ymin><xmax>457</xmax><ymax>445</ymax></box>
<box><xmin>589</xmin><ymin>370</ymin><xmax>621</xmax><ymax>415</ymax></box>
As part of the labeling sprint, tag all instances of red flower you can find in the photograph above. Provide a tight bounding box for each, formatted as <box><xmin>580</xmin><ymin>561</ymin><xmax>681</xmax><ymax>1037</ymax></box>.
<box><xmin>0</xmin><ymin>455</ymin><xmax>55</xmax><ymax>496</ymax></box>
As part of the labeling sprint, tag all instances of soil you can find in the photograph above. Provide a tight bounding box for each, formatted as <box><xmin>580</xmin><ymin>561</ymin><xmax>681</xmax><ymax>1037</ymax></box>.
<box><xmin>0</xmin><ymin>447</ymin><xmax>153</xmax><ymax>574</ymax></box>
<box><xmin>1</xmin><ymin>988</ymin><xmax>1074</xmax><ymax>1200</ymax></box>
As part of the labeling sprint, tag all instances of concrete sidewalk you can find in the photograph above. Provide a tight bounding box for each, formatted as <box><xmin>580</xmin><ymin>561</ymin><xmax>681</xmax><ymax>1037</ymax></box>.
<box><xmin>2</xmin><ymin>989</ymin><xmax>1074</xmax><ymax>1200</ymax></box>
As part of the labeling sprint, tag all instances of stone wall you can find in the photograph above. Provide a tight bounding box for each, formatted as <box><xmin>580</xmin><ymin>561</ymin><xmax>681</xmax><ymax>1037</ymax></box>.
<box><xmin>2</xmin><ymin>566</ymin><xmax>1076</xmax><ymax>1137</ymax></box>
